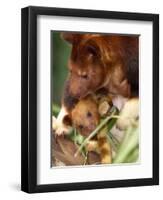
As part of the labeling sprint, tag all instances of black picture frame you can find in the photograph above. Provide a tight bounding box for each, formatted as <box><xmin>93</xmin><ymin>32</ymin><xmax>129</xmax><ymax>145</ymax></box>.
<box><xmin>21</xmin><ymin>6</ymin><xmax>159</xmax><ymax>193</ymax></box>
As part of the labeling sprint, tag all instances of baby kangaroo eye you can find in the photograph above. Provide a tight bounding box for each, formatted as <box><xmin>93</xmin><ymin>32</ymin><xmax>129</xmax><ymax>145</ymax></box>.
<box><xmin>87</xmin><ymin>111</ymin><xmax>92</xmax><ymax>117</ymax></box>
<box><xmin>78</xmin><ymin>124</ymin><xmax>84</xmax><ymax>130</ymax></box>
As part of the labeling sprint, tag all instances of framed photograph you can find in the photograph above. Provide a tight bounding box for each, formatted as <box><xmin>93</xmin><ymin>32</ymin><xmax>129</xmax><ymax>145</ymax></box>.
<box><xmin>21</xmin><ymin>6</ymin><xmax>159</xmax><ymax>193</ymax></box>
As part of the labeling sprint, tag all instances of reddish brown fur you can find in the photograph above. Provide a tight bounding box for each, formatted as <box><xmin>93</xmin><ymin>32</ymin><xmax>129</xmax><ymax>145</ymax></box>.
<box><xmin>71</xmin><ymin>96</ymin><xmax>99</xmax><ymax>137</ymax></box>
<box><xmin>70</xmin><ymin>96</ymin><xmax>112</xmax><ymax>164</ymax></box>
<box><xmin>61</xmin><ymin>33</ymin><xmax>139</xmax><ymax>112</ymax></box>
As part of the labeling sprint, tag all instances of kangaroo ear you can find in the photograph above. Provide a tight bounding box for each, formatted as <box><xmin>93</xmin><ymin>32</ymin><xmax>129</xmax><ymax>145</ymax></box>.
<box><xmin>61</xmin><ymin>32</ymin><xmax>81</xmax><ymax>44</ymax></box>
<box><xmin>61</xmin><ymin>32</ymin><xmax>75</xmax><ymax>43</ymax></box>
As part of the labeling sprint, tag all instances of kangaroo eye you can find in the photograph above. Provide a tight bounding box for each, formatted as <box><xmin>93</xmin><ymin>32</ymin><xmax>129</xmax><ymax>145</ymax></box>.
<box><xmin>86</xmin><ymin>45</ymin><xmax>97</xmax><ymax>57</ymax></box>
<box><xmin>81</xmin><ymin>74</ymin><xmax>88</xmax><ymax>79</ymax></box>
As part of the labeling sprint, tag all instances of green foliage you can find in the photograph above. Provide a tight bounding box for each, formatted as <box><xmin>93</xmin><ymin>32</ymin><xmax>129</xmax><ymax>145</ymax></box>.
<box><xmin>113</xmin><ymin>125</ymin><xmax>139</xmax><ymax>163</ymax></box>
<box><xmin>52</xmin><ymin>32</ymin><xmax>71</xmax><ymax>106</ymax></box>
<box><xmin>52</xmin><ymin>103</ymin><xmax>60</xmax><ymax>117</ymax></box>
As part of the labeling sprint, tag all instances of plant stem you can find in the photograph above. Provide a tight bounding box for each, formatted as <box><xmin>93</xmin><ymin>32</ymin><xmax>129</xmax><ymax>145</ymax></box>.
<box><xmin>109</xmin><ymin>132</ymin><xmax>120</xmax><ymax>146</ymax></box>
<box><xmin>125</xmin><ymin>146</ymin><xmax>139</xmax><ymax>163</ymax></box>
<box><xmin>107</xmin><ymin>135</ymin><xmax>117</xmax><ymax>152</ymax></box>
<box><xmin>74</xmin><ymin>128</ymin><xmax>77</xmax><ymax>145</ymax></box>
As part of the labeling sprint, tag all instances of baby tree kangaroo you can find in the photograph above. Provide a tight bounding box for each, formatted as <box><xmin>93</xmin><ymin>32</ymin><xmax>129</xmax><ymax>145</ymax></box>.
<box><xmin>67</xmin><ymin>95</ymin><xmax>113</xmax><ymax>164</ymax></box>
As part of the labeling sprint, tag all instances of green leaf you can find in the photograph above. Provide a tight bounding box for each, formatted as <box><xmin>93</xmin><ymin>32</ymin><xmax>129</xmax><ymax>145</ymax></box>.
<box><xmin>113</xmin><ymin>126</ymin><xmax>139</xmax><ymax>163</ymax></box>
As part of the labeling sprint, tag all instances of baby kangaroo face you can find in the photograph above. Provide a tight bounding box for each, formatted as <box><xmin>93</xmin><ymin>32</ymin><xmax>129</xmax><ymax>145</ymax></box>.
<box><xmin>71</xmin><ymin>97</ymin><xmax>99</xmax><ymax>137</ymax></box>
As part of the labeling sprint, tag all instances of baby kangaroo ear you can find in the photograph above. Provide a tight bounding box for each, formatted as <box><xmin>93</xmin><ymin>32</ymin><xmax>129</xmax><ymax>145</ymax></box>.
<box><xmin>61</xmin><ymin>32</ymin><xmax>75</xmax><ymax>43</ymax></box>
<box><xmin>63</xmin><ymin>114</ymin><xmax>72</xmax><ymax>126</ymax></box>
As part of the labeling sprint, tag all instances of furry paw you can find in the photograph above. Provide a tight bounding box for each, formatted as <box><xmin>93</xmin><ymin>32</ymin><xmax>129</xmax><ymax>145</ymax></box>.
<box><xmin>52</xmin><ymin>105</ymin><xmax>72</xmax><ymax>136</ymax></box>
<box><xmin>54</xmin><ymin>124</ymin><xmax>71</xmax><ymax>136</ymax></box>
<box><xmin>52</xmin><ymin>116</ymin><xmax>71</xmax><ymax>136</ymax></box>
<box><xmin>116</xmin><ymin>98</ymin><xmax>139</xmax><ymax>130</ymax></box>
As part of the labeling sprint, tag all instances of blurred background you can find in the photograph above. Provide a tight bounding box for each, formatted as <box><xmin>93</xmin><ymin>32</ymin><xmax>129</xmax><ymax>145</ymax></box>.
<box><xmin>51</xmin><ymin>32</ymin><xmax>71</xmax><ymax>115</ymax></box>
